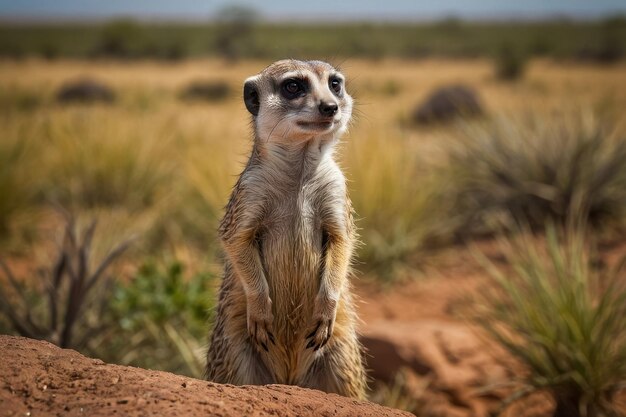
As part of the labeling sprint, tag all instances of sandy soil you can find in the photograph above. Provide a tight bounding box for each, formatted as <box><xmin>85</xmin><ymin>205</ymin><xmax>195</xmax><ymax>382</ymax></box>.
<box><xmin>0</xmin><ymin>335</ymin><xmax>412</xmax><ymax>417</ymax></box>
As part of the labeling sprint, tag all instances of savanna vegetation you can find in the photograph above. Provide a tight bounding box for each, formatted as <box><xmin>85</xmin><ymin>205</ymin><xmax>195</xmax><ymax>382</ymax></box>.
<box><xmin>0</xmin><ymin>18</ymin><xmax>625</xmax><ymax>415</ymax></box>
<box><xmin>1</xmin><ymin>17</ymin><xmax>625</xmax><ymax>62</ymax></box>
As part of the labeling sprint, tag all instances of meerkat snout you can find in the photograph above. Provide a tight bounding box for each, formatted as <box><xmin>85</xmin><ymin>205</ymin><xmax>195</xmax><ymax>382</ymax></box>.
<box><xmin>242</xmin><ymin>59</ymin><xmax>353</xmax><ymax>143</ymax></box>
<box><xmin>319</xmin><ymin>101</ymin><xmax>338</xmax><ymax>117</ymax></box>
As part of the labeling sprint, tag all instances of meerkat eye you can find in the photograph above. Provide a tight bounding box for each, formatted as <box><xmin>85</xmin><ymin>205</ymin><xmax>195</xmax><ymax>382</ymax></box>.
<box><xmin>329</xmin><ymin>77</ymin><xmax>342</xmax><ymax>94</ymax></box>
<box><xmin>281</xmin><ymin>79</ymin><xmax>306</xmax><ymax>99</ymax></box>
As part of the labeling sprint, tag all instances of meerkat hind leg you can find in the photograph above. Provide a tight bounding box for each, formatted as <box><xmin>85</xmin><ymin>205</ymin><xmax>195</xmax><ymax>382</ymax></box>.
<box><xmin>230</xmin><ymin>340</ymin><xmax>275</xmax><ymax>385</ymax></box>
<box><xmin>299</xmin><ymin>341</ymin><xmax>366</xmax><ymax>400</ymax></box>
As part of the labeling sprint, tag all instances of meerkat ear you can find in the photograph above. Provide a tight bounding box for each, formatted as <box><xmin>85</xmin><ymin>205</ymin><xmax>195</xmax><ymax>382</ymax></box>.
<box><xmin>243</xmin><ymin>76</ymin><xmax>260</xmax><ymax>116</ymax></box>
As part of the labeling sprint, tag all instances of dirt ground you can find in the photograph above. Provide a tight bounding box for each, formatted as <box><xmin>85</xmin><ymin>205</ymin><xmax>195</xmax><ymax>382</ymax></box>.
<box><xmin>1</xmin><ymin>235</ymin><xmax>625</xmax><ymax>416</ymax></box>
<box><xmin>355</xmin><ymin>238</ymin><xmax>626</xmax><ymax>417</ymax></box>
<box><xmin>0</xmin><ymin>335</ymin><xmax>412</xmax><ymax>417</ymax></box>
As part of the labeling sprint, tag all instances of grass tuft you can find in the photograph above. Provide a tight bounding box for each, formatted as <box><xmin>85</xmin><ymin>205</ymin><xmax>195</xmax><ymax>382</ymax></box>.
<box><xmin>0</xmin><ymin>132</ymin><xmax>37</xmax><ymax>239</ymax></box>
<box><xmin>494</xmin><ymin>44</ymin><xmax>527</xmax><ymax>81</ymax></box>
<box><xmin>344</xmin><ymin>130</ymin><xmax>448</xmax><ymax>280</ymax></box>
<box><xmin>38</xmin><ymin>112</ymin><xmax>176</xmax><ymax>210</ymax></box>
<box><xmin>443</xmin><ymin>110</ymin><xmax>626</xmax><ymax>238</ymax></box>
<box><xmin>369</xmin><ymin>369</ymin><xmax>427</xmax><ymax>415</ymax></box>
<box><xmin>475</xmin><ymin>225</ymin><xmax>626</xmax><ymax>417</ymax></box>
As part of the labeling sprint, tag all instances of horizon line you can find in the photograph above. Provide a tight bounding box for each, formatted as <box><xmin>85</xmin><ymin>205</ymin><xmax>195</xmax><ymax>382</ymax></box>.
<box><xmin>1</xmin><ymin>10</ymin><xmax>624</xmax><ymax>25</ymax></box>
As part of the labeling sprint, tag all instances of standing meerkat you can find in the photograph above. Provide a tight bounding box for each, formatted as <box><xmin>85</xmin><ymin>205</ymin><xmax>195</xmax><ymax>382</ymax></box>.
<box><xmin>205</xmin><ymin>59</ymin><xmax>366</xmax><ymax>399</ymax></box>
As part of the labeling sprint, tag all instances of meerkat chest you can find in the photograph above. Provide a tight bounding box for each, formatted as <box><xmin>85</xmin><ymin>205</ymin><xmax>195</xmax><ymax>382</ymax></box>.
<box><xmin>263</xmin><ymin>152</ymin><xmax>342</xmax><ymax>227</ymax></box>
<box><xmin>263</xmin><ymin>166</ymin><xmax>341</xmax><ymax>256</ymax></box>
<box><xmin>264</xmin><ymin>179</ymin><xmax>326</xmax><ymax>242</ymax></box>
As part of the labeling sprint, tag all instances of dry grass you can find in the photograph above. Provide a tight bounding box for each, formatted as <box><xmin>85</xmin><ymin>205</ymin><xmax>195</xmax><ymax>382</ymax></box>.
<box><xmin>0</xmin><ymin>58</ymin><xmax>625</xmax><ymax>269</ymax></box>
<box><xmin>441</xmin><ymin>109</ymin><xmax>626</xmax><ymax>238</ymax></box>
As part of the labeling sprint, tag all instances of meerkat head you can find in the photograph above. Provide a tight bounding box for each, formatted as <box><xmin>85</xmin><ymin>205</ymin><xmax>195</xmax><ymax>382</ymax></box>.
<box><xmin>243</xmin><ymin>60</ymin><xmax>353</xmax><ymax>144</ymax></box>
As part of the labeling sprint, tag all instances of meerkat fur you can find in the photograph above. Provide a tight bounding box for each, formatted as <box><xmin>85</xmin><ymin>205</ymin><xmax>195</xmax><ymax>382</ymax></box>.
<box><xmin>205</xmin><ymin>59</ymin><xmax>367</xmax><ymax>399</ymax></box>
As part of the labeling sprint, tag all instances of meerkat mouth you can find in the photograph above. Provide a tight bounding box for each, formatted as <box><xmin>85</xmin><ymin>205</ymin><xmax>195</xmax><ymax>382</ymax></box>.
<box><xmin>297</xmin><ymin>120</ymin><xmax>334</xmax><ymax>130</ymax></box>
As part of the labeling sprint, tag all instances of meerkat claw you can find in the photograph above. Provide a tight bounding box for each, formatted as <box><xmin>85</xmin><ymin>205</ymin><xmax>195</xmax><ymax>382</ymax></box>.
<box><xmin>320</xmin><ymin>334</ymin><xmax>331</xmax><ymax>349</ymax></box>
<box><xmin>306</xmin><ymin>318</ymin><xmax>333</xmax><ymax>351</ymax></box>
<box><xmin>306</xmin><ymin>322</ymin><xmax>321</xmax><ymax>340</ymax></box>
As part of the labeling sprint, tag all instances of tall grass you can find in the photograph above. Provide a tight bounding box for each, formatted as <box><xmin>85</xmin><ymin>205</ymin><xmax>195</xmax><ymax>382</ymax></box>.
<box><xmin>2</xmin><ymin>59</ymin><xmax>625</xmax><ymax>281</ymax></box>
<box><xmin>0</xmin><ymin>123</ymin><xmax>40</xmax><ymax>241</ymax></box>
<box><xmin>162</xmin><ymin>131</ymin><xmax>241</xmax><ymax>251</ymax></box>
<box><xmin>0</xmin><ymin>137</ymin><xmax>29</xmax><ymax>235</ymax></box>
<box><xmin>475</xmin><ymin>225</ymin><xmax>626</xmax><ymax>417</ymax></box>
<box><xmin>343</xmin><ymin>130</ymin><xmax>448</xmax><ymax>280</ymax></box>
<box><xmin>443</xmin><ymin>110</ymin><xmax>626</xmax><ymax>238</ymax></box>
<box><xmin>38</xmin><ymin>111</ymin><xmax>177</xmax><ymax>210</ymax></box>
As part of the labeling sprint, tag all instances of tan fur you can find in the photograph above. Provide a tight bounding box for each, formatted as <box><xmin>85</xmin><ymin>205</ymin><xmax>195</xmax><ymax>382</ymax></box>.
<box><xmin>205</xmin><ymin>60</ymin><xmax>366</xmax><ymax>399</ymax></box>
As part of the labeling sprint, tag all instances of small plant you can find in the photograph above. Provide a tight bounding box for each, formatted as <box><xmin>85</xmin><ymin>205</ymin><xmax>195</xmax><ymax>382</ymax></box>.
<box><xmin>0</xmin><ymin>214</ymin><xmax>132</xmax><ymax>349</ymax></box>
<box><xmin>102</xmin><ymin>260</ymin><xmax>214</xmax><ymax>377</ymax></box>
<box><xmin>369</xmin><ymin>369</ymin><xmax>427</xmax><ymax>415</ymax></box>
<box><xmin>412</xmin><ymin>85</ymin><xmax>484</xmax><ymax>125</ymax></box>
<box><xmin>444</xmin><ymin>110</ymin><xmax>626</xmax><ymax>237</ymax></box>
<box><xmin>475</xmin><ymin>225</ymin><xmax>626</xmax><ymax>417</ymax></box>
<box><xmin>495</xmin><ymin>44</ymin><xmax>526</xmax><ymax>81</ymax></box>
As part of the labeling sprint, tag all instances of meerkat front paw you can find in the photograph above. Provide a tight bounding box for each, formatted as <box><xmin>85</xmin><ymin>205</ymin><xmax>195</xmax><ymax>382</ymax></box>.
<box><xmin>306</xmin><ymin>295</ymin><xmax>337</xmax><ymax>351</ymax></box>
<box><xmin>246</xmin><ymin>294</ymin><xmax>275</xmax><ymax>352</ymax></box>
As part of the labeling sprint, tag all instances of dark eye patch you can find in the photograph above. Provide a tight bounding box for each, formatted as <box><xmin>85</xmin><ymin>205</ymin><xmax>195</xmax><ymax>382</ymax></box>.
<box><xmin>281</xmin><ymin>78</ymin><xmax>307</xmax><ymax>100</ymax></box>
<box><xmin>329</xmin><ymin>76</ymin><xmax>343</xmax><ymax>95</ymax></box>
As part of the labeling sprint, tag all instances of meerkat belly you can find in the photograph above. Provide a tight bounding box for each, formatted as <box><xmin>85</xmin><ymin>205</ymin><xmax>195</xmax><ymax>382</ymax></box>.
<box><xmin>261</xmin><ymin>204</ymin><xmax>324</xmax><ymax>344</ymax></box>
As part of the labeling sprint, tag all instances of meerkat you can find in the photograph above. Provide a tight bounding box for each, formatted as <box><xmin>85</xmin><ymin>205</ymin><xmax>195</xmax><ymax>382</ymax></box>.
<box><xmin>205</xmin><ymin>59</ymin><xmax>366</xmax><ymax>399</ymax></box>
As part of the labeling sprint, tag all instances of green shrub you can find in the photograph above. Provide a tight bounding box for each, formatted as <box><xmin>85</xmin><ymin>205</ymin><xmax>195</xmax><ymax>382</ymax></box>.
<box><xmin>475</xmin><ymin>225</ymin><xmax>626</xmax><ymax>417</ymax></box>
<box><xmin>595</xmin><ymin>16</ymin><xmax>625</xmax><ymax>64</ymax></box>
<box><xmin>179</xmin><ymin>80</ymin><xmax>231</xmax><ymax>103</ymax></box>
<box><xmin>102</xmin><ymin>261</ymin><xmax>215</xmax><ymax>377</ymax></box>
<box><xmin>495</xmin><ymin>44</ymin><xmax>526</xmax><ymax>81</ymax></box>
<box><xmin>444</xmin><ymin>110</ymin><xmax>626</xmax><ymax>237</ymax></box>
<box><xmin>93</xmin><ymin>19</ymin><xmax>145</xmax><ymax>59</ymax></box>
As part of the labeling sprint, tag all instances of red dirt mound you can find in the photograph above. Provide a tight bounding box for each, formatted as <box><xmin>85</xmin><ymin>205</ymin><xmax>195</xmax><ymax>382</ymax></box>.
<box><xmin>0</xmin><ymin>335</ymin><xmax>411</xmax><ymax>417</ymax></box>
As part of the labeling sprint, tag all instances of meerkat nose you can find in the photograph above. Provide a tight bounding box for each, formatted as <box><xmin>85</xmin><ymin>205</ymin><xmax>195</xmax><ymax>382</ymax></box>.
<box><xmin>319</xmin><ymin>102</ymin><xmax>338</xmax><ymax>117</ymax></box>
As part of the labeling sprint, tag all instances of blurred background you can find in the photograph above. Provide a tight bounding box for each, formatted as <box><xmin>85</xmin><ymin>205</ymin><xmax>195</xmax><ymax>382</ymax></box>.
<box><xmin>1</xmin><ymin>1</ymin><xmax>626</xmax><ymax>416</ymax></box>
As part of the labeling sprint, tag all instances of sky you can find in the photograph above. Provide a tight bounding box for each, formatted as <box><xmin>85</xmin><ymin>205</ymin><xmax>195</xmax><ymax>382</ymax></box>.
<box><xmin>0</xmin><ymin>0</ymin><xmax>625</xmax><ymax>21</ymax></box>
